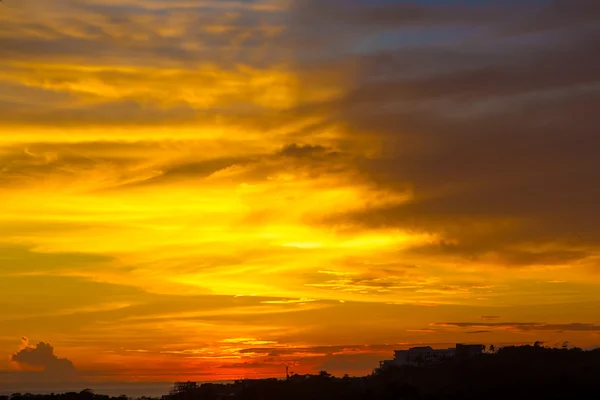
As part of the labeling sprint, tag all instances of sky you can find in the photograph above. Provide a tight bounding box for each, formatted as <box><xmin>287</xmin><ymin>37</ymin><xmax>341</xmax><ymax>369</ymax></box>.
<box><xmin>1</xmin><ymin>0</ymin><xmax>600</xmax><ymax>391</ymax></box>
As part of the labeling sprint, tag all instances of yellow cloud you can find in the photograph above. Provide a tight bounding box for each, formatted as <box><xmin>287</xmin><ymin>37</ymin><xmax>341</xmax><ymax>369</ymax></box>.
<box><xmin>1</xmin><ymin>0</ymin><xmax>599</xmax><ymax>383</ymax></box>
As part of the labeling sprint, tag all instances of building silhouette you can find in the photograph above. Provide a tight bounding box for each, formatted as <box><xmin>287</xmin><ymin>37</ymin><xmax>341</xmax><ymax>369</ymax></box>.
<box><xmin>376</xmin><ymin>343</ymin><xmax>484</xmax><ymax>371</ymax></box>
<box><xmin>169</xmin><ymin>381</ymin><xmax>198</xmax><ymax>396</ymax></box>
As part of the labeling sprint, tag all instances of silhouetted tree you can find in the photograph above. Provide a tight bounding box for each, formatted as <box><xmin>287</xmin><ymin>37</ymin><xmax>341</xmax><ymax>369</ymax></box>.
<box><xmin>318</xmin><ymin>370</ymin><xmax>332</xmax><ymax>378</ymax></box>
<box><xmin>79</xmin><ymin>390</ymin><xmax>93</xmax><ymax>400</ymax></box>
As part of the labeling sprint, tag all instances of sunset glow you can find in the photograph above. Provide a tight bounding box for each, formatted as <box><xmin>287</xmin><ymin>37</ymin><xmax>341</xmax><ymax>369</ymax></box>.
<box><xmin>1</xmin><ymin>0</ymin><xmax>599</xmax><ymax>388</ymax></box>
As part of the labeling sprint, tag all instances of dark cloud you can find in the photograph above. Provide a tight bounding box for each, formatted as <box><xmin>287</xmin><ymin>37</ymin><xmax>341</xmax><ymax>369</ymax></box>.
<box><xmin>404</xmin><ymin>242</ymin><xmax>590</xmax><ymax>268</ymax></box>
<box><xmin>11</xmin><ymin>340</ymin><xmax>77</xmax><ymax>376</ymax></box>
<box><xmin>501</xmin><ymin>0</ymin><xmax>600</xmax><ymax>35</ymax></box>
<box><xmin>343</xmin><ymin>38</ymin><xmax>600</xmax><ymax>104</ymax></box>
<box><xmin>300</xmin><ymin>0</ymin><xmax>600</xmax><ymax>268</ymax></box>
<box><xmin>0</xmin><ymin>140</ymin><xmax>273</xmax><ymax>191</ymax></box>
<box><xmin>126</xmin><ymin>142</ymin><xmax>350</xmax><ymax>188</ymax></box>
<box><xmin>291</xmin><ymin>0</ymin><xmax>600</xmax><ymax>42</ymax></box>
<box><xmin>306</xmin><ymin>272</ymin><xmax>421</xmax><ymax>295</ymax></box>
<box><xmin>278</xmin><ymin>143</ymin><xmax>332</xmax><ymax>158</ymax></box>
<box><xmin>0</xmin><ymin>134</ymin><xmax>350</xmax><ymax>192</ymax></box>
<box><xmin>286</xmin><ymin>0</ymin><xmax>511</xmax><ymax>54</ymax></box>
<box><xmin>238</xmin><ymin>344</ymin><xmax>398</xmax><ymax>357</ymax></box>
<box><xmin>0</xmin><ymin>0</ymin><xmax>286</xmax><ymax>67</ymax></box>
<box><xmin>293</xmin><ymin>0</ymin><xmax>503</xmax><ymax>27</ymax></box>
<box><xmin>465</xmin><ymin>330</ymin><xmax>492</xmax><ymax>334</ymax></box>
<box><xmin>120</xmin><ymin>156</ymin><xmax>251</xmax><ymax>189</ymax></box>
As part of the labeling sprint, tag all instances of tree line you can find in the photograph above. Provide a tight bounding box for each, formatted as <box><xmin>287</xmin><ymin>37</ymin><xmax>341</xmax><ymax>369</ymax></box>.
<box><xmin>3</xmin><ymin>344</ymin><xmax>600</xmax><ymax>400</ymax></box>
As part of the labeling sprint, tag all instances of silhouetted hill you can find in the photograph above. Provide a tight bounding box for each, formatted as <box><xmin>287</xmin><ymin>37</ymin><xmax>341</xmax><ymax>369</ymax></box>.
<box><xmin>4</xmin><ymin>345</ymin><xmax>600</xmax><ymax>400</ymax></box>
<box><xmin>371</xmin><ymin>345</ymin><xmax>600</xmax><ymax>399</ymax></box>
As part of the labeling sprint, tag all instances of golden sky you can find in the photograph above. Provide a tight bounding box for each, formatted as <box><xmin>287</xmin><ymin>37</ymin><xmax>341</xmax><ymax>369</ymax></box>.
<box><xmin>1</xmin><ymin>0</ymin><xmax>600</xmax><ymax>386</ymax></box>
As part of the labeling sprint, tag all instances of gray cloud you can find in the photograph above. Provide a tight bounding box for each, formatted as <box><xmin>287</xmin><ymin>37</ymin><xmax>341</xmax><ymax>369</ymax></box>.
<box><xmin>500</xmin><ymin>0</ymin><xmax>600</xmax><ymax>36</ymax></box>
<box><xmin>121</xmin><ymin>142</ymin><xmax>348</xmax><ymax>189</ymax></box>
<box><xmin>11</xmin><ymin>340</ymin><xmax>77</xmax><ymax>376</ymax></box>
<box><xmin>298</xmin><ymin>0</ymin><xmax>600</xmax><ymax>268</ymax></box>
<box><xmin>286</xmin><ymin>0</ymin><xmax>511</xmax><ymax>55</ymax></box>
<box><xmin>278</xmin><ymin>143</ymin><xmax>332</xmax><ymax>158</ymax></box>
<box><xmin>0</xmin><ymin>0</ymin><xmax>285</xmax><ymax>66</ymax></box>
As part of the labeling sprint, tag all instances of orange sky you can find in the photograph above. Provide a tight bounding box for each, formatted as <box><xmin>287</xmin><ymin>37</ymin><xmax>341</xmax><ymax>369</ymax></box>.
<box><xmin>1</xmin><ymin>0</ymin><xmax>599</xmax><ymax>386</ymax></box>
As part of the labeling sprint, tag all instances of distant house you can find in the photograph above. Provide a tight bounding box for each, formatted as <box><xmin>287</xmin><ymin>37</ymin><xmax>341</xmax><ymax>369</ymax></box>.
<box><xmin>169</xmin><ymin>381</ymin><xmax>198</xmax><ymax>396</ymax></box>
<box><xmin>376</xmin><ymin>343</ymin><xmax>483</xmax><ymax>372</ymax></box>
<box><xmin>393</xmin><ymin>346</ymin><xmax>456</xmax><ymax>366</ymax></box>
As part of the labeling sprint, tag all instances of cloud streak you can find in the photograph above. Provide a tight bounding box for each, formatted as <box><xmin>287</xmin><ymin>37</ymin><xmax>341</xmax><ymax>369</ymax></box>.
<box><xmin>0</xmin><ymin>0</ymin><xmax>599</xmax><ymax>383</ymax></box>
